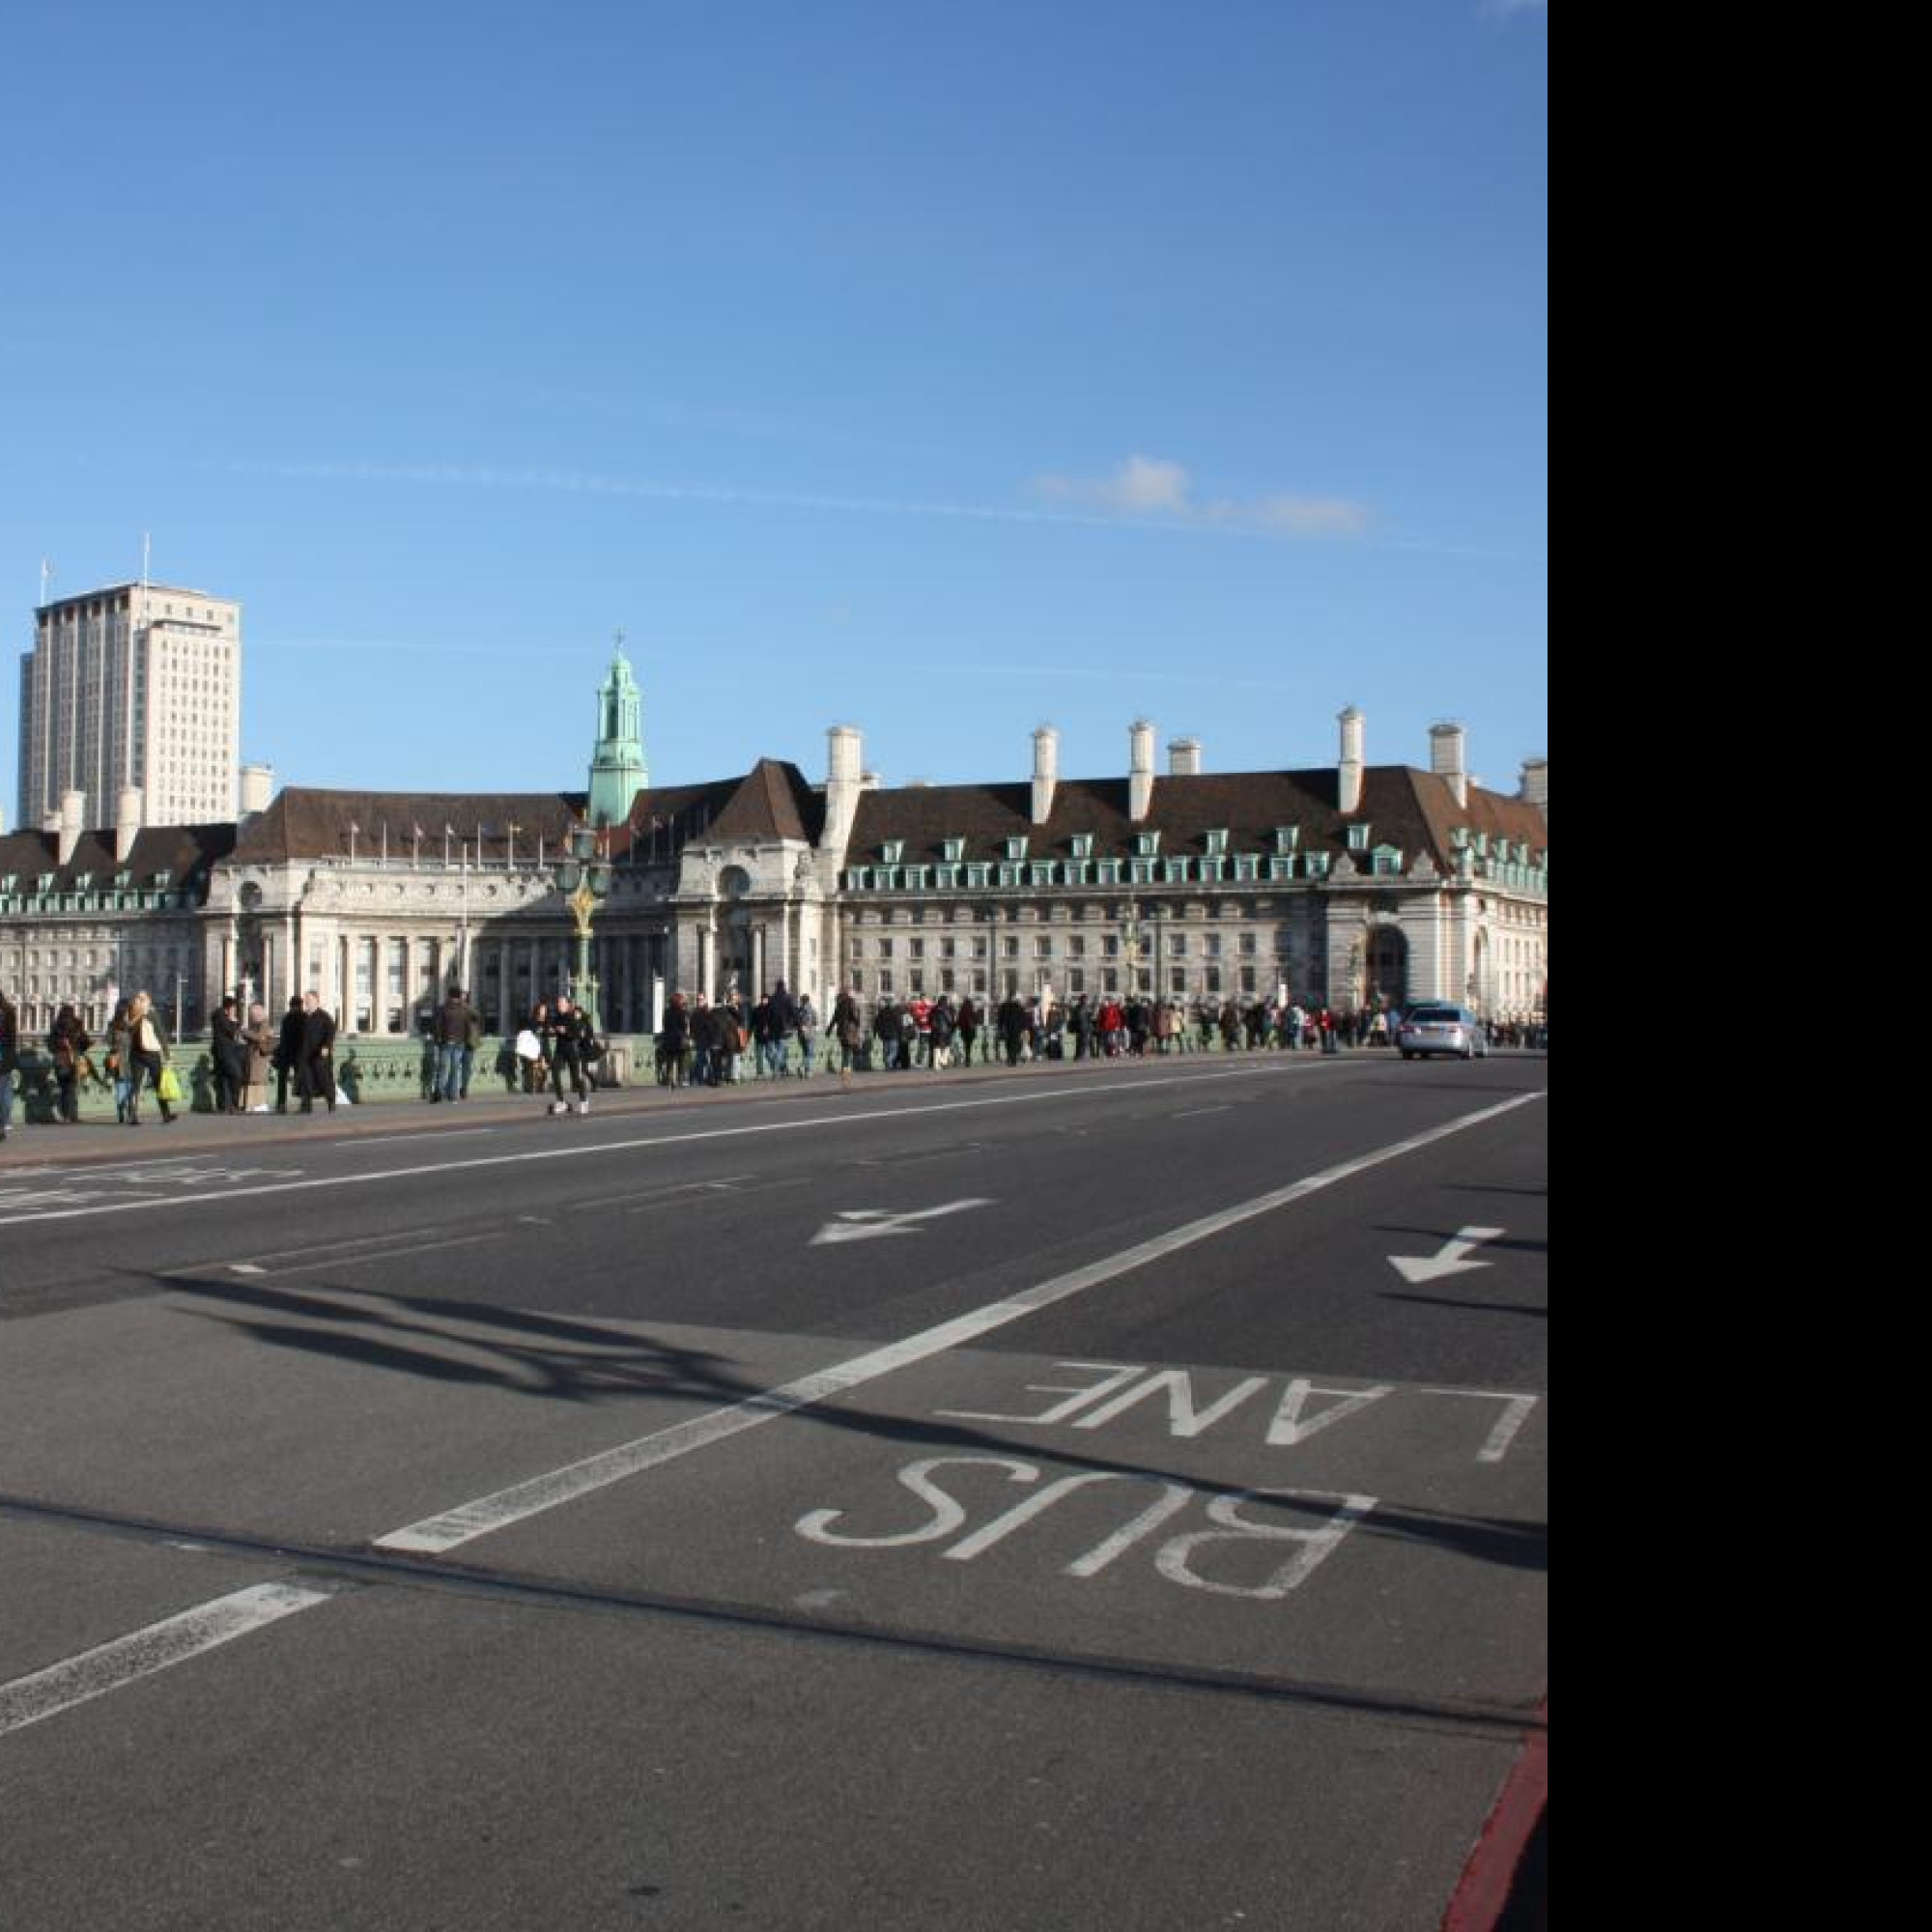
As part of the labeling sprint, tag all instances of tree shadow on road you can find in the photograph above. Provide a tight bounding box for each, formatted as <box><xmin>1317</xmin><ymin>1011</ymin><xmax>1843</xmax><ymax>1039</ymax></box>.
<box><xmin>170</xmin><ymin>1271</ymin><xmax>741</xmax><ymax>1406</ymax></box>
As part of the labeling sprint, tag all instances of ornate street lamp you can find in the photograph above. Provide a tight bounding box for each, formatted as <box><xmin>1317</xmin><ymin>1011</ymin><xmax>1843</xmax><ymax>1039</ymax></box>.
<box><xmin>1120</xmin><ymin>900</ymin><xmax>1153</xmax><ymax>997</ymax></box>
<box><xmin>556</xmin><ymin>821</ymin><xmax>614</xmax><ymax>1033</ymax></box>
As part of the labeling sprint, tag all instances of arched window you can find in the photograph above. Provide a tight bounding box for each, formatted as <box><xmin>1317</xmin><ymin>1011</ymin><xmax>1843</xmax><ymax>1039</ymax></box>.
<box><xmin>1365</xmin><ymin>925</ymin><xmax>1409</xmax><ymax>1009</ymax></box>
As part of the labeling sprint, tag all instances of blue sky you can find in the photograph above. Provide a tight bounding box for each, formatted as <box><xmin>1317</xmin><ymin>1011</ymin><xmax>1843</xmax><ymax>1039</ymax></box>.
<box><xmin>1</xmin><ymin>0</ymin><xmax>1547</xmax><ymax>819</ymax></box>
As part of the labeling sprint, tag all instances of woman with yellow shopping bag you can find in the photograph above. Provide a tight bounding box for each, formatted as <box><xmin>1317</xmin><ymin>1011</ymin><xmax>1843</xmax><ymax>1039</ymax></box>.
<box><xmin>125</xmin><ymin>991</ymin><xmax>180</xmax><ymax>1126</ymax></box>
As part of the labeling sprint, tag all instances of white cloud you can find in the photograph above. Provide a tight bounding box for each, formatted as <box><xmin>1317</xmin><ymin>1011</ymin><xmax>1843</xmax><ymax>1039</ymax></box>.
<box><xmin>1035</xmin><ymin>455</ymin><xmax>1370</xmax><ymax>541</ymax></box>
<box><xmin>1035</xmin><ymin>453</ymin><xmax>1192</xmax><ymax>516</ymax></box>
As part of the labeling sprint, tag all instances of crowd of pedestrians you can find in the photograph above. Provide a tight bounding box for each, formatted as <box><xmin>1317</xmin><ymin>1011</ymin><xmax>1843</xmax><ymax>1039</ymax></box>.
<box><xmin>653</xmin><ymin>982</ymin><xmax>822</xmax><ymax>1088</ymax></box>
<box><xmin>648</xmin><ymin>988</ymin><xmax>1462</xmax><ymax>1082</ymax></box>
<box><xmin>1</xmin><ymin>973</ymin><xmax>1542</xmax><ymax>1142</ymax></box>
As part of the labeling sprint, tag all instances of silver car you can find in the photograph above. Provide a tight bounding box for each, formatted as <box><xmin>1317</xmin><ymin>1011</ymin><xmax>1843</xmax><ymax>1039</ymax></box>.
<box><xmin>1397</xmin><ymin>1004</ymin><xmax>1490</xmax><ymax>1061</ymax></box>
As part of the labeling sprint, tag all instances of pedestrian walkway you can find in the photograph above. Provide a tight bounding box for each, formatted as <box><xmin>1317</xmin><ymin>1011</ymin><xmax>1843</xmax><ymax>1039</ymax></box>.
<box><xmin>0</xmin><ymin>1049</ymin><xmax>1230</xmax><ymax>1174</ymax></box>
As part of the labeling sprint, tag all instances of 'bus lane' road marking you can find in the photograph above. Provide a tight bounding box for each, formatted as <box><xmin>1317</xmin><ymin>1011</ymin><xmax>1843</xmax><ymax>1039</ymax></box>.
<box><xmin>0</xmin><ymin>1583</ymin><xmax>335</xmax><ymax>1740</ymax></box>
<box><xmin>375</xmin><ymin>1091</ymin><xmax>1543</xmax><ymax>1556</ymax></box>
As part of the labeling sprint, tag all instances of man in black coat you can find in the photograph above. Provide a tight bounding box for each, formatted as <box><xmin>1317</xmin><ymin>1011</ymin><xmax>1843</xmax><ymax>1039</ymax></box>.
<box><xmin>275</xmin><ymin>997</ymin><xmax>305</xmax><ymax>1112</ymax></box>
<box><xmin>298</xmin><ymin>992</ymin><xmax>337</xmax><ymax>1114</ymax></box>
<box><xmin>212</xmin><ymin>997</ymin><xmax>248</xmax><ymax>1113</ymax></box>
<box><xmin>0</xmin><ymin>988</ymin><xmax>19</xmax><ymax>1142</ymax></box>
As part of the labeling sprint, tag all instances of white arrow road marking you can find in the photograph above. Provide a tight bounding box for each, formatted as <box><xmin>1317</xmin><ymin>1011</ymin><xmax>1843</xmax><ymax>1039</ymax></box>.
<box><xmin>1388</xmin><ymin>1226</ymin><xmax>1507</xmax><ymax>1285</ymax></box>
<box><xmin>811</xmin><ymin>1199</ymin><xmax>996</xmax><ymax>1246</ymax></box>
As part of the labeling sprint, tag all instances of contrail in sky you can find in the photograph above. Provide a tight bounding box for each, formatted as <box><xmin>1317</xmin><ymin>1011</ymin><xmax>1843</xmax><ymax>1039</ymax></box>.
<box><xmin>223</xmin><ymin>456</ymin><xmax>1540</xmax><ymax>563</ymax></box>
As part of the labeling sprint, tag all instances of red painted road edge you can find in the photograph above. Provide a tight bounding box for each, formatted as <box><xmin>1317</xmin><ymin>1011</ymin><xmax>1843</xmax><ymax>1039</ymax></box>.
<box><xmin>1442</xmin><ymin>1701</ymin><xmax>1548</xmax><ymax>1930</ymax></box>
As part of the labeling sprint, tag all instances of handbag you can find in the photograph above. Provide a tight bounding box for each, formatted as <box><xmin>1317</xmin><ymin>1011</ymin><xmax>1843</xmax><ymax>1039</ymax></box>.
<box><xmin>156</xmin><ymin>1065</ymin><xmax>183</xmax><ymax>1105</ymax></box>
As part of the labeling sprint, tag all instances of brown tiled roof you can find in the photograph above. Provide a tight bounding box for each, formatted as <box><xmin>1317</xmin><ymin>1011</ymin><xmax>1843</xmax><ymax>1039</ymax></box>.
<box><xmin>848</xmin><ymin>766</ymin><xmax>1547</xmax><ymax>874</ymax></box>
<box><xmin>708</xmin><ymin>760</ymin><xmax>824</xmax><ymax>844</ymax></box>
<box><xmin>1404</xmin><ymin>769</ymin><xmax>1549</xmax><ymax>862</ymax></box>
<box><xmin>228</xmin><ymin>767</ymin><xmax>824</xmax><ymax>869</ymax></box>
<box><xmin>231</xmin><ymin>789</ymin><xmax>590</xmax><ymax>866</ymax></box>
<box><xmin>599</xmin><ymin>779</ymin><xmax>746</xmax><ymax>862</ymax></box>
<box><xmin>0</xmin><ymin>823</ymin><xmax>237</xmax><ymax>894</ymax></box>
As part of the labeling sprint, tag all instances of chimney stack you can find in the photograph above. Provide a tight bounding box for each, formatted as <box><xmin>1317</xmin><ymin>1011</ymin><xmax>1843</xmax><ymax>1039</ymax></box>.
<box><xmin>1520</xmin><ymin>757</ymin><xmax>1548</xmax><ymax>811</ymax></box>
<box><xmin>1169</xmin><ymin>737</ymin><xmax>1204</xmax><ymax>778</ymax></box>
<box><xmin>1032</xmin><ymin>725</ymin><xmax>1061</xmax><ymax>826</ymax></box>
<box><xmin>1337</xmin><ymin>707</ymin><xmax>1366</xmax><ymax>815</ymax></box>
<box><xmin>1129</xmin><ymin>719</ymin><xmax>1157</xmax><ymax>821</ymax></box>
<box><xmin>239</xmin><ymin>763</ymin><xmax>274</xmax><ymax>822</ymax></box>
<box><xmin>116</xmin><ymin>787</ymin><xmax>145</xmax><ymax>864</ymax></box>
<box><xmin>58</xmin><ymin>790</ymin><xmax>86</xmax><ymax>867</ymax></box>
<box><xmin>821</xmin><ymin>724</ymin><xmax>865</xmax><ymax>859</ymax></box>
<box><xmin>1430</xmin><ymin>722</ymin><xmax>1469</xmax><ymax>810</ymax></box>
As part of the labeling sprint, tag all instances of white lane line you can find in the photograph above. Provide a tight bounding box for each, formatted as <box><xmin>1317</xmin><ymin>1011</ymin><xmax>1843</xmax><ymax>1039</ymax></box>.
<box><xmin>0</xmin><ymin>1062</ymin><xmax>1347</xmax><ymax>1230</ymax></box>
<box><xmin>0</xmin><ymin>1583</ymin><xmax>334</xmax><ymax>1740</ymax></box>
<box><xmin>333</xmin><ymin>1127</ymin><xmax>499</xmax><ymax>1148</ymax></box>
<box><xmin>272</xmin><ymin>1232</ymin><xmax>504</xmax><ymax>1276</ymax></box>
<box><xmin>376</xmin><ymin>1091</ymin><xmax>1543</xmax><ymax>1556</ymax></box>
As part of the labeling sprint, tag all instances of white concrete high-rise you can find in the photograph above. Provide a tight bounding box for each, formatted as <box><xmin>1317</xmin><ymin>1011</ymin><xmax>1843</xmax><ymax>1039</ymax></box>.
<box><xmin>18</xmin><ymin>582</ymin><xmax>242</xmax><ymax>830</ymax></box>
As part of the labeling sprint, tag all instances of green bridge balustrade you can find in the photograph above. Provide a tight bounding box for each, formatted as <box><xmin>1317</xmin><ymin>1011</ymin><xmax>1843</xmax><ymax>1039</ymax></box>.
<box><xmin>2</xmin><ymin>1037</ymin><xmax>652</xmax><ymax>1123</ymax></box>
<box><xmin>5</xmin><ymin>1021</ymin><xmax>1368</xmax><ymax>1126</ymax></box>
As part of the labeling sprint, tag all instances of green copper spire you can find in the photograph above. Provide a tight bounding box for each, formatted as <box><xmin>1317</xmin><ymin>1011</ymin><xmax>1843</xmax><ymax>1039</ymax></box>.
<box><xmin>588</xmin><ymin>635</ymin><xmax>650</xmax><ymax>828</ymax></box>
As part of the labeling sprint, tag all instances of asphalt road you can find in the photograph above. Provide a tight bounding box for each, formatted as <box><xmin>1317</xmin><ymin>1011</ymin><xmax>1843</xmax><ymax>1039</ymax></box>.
<box><xmin>0</xmin><ymin>1051</ymin><xmax>1548</xmax><ymax>1931</ymax></box>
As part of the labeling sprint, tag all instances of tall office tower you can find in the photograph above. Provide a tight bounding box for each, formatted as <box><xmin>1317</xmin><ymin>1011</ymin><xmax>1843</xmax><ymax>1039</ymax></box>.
<box><xmin>18</xmin><ymin>582</ymin><xmax>243</xmax><ymax>829</ymax></box>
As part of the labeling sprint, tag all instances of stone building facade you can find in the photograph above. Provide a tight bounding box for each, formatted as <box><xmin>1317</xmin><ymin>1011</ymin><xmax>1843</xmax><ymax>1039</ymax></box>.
<box><xmin>0</xmin><ymin>651</ymin><xmax>1548</xmax><ymax>1040</ymax></box>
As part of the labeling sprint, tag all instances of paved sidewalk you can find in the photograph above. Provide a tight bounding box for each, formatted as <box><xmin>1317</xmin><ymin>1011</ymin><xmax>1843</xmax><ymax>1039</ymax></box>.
<box><xmin>0</xmin><ymin>1050</ymin><xmax>1233</xmax><ymax>1173</ymax></box>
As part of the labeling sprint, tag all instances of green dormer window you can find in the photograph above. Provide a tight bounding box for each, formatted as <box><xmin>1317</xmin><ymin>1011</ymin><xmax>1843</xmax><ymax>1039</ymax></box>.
<box><xmin>1005</xmin><ymin>836</ymin><xmax>1030</xmax><ymax>861</ymax></box>
<box><xmin>1372</xmin><ymin>847</ymin><xmax>1404</xmax><ymax>877</ymax></box>
<box><xmin>1205</xmin><ymin>829</ymin><xmax>1230</xmax><ymax>857</ymax></box>
<box><xmin>1134</xmin><ymin>831</ymin><xmax>1161</xmax><ymax>858</ymax></box>
<box><xmin>1070</xmin><ymin>834</ymin><xmax>1094</xmax><ymax>861</ymax></box>
<box><xmin>1347</xmin><ymin>825</ymin><xmax>1371</xmax><ymax>853</ymax></box>
<box><xmin>882</xmin><ymin>840</ymin><xmax>905</xmax><ymax>866</ymax></box>
<box><xmin>1275</xmin><ymin>826</ymin><xmax>1300</xmax><ymax>855</ymax></box>
<box><xmin>942</xmin><ymin>838</ymin><xmax>966</xmax><ymax>864</ymax></box>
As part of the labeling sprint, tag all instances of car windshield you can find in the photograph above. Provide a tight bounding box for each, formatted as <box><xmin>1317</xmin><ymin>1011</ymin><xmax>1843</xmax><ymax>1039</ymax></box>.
<box><xmin>1406</xmin><ymin>1008</ymin><xmax>1462</xmax><ymax>1024</ymax></box>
